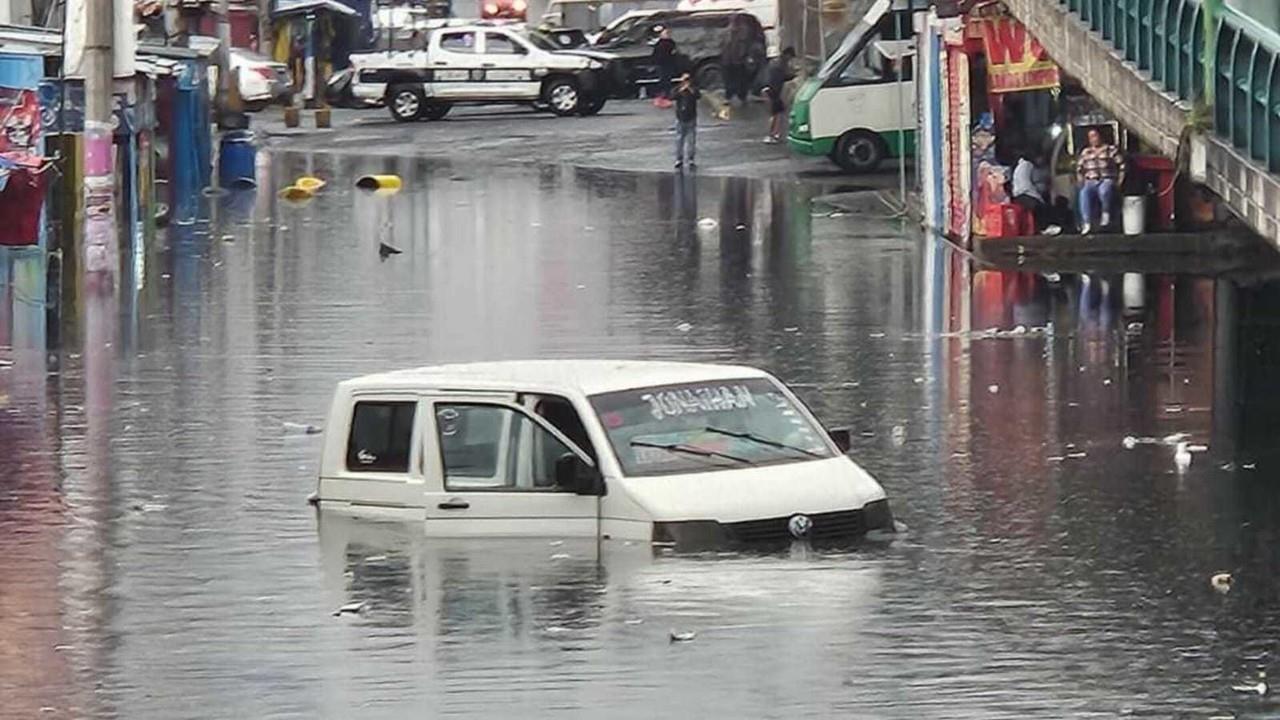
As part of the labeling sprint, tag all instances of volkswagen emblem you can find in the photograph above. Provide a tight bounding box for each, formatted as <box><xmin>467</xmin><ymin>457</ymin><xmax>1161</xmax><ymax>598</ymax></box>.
<box><xmin>787</xmin><ymin>514</ymin><xmax>813</xmax><ymax>539</ymax></box>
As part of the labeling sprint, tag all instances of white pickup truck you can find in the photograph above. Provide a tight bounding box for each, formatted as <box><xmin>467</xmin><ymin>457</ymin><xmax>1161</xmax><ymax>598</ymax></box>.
<box><xmin>350</xmin><ymin>23</ymin><xmax>618</xmax><ymax>121</ymax></box>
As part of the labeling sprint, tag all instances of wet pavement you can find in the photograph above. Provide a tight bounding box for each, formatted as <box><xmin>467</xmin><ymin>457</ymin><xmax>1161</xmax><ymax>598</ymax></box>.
<box><xmin>5</xmin><ymin>148</ymin><xmax>1280</xmax><ymax>718</ymax></box>
<box><xmin>258</xmin><ymin>99</ymin><xmax>905</xmax><ymax>183</ymax></box>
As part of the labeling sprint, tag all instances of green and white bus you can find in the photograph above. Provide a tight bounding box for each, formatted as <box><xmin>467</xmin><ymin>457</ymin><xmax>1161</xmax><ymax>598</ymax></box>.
<box><xmin>787</xmin><ymin>0</ymin><xmax>919</xmax><ymax>173</ymax></box>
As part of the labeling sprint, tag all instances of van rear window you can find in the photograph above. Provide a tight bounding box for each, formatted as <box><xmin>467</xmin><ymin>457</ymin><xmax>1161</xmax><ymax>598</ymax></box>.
<box><xmin>347</xmin><ymin>401</ymin><xmax>417</xmax><ymax>472</ymax></box>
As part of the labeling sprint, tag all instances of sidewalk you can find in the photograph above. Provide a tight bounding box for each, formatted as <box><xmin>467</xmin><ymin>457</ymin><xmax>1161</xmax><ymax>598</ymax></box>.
<box><xmin>251</xmin><ymin>99</ymin><xmax>905</xmax><ymax>185</ymax></box>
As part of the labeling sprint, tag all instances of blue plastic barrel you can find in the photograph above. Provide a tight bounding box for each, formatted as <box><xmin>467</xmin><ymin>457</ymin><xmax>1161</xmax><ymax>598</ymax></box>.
<box><xmin>218</xmin><ymin>130</ymin><xmax>257</xmax><ymax>188</ymax></box>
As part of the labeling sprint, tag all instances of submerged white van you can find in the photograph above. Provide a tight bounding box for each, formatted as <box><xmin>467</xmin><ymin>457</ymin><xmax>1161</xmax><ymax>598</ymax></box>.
<box><xmin>315</xmin><ymin>360</ymin><xmax>893</xmax><ymax>545</ymax></box>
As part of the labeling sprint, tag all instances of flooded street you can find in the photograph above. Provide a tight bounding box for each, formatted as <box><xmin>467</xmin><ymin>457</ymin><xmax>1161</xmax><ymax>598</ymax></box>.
<box><xmin>5</xmin><ymin>150</ymin><xmax>1280</xmax><ymax>718</ymax></box>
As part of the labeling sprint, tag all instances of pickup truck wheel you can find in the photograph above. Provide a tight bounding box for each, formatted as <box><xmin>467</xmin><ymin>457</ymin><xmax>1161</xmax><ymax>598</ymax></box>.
<box><xmin>387</xmin><ymin>84</ymin><xmax>425</xmax><ymax>122</ymax></box>
<box><xmin>543</xmin><ymin>77</ymin><xmax>581</xmax><ymax>116</ymax></box>
<box><xmin>577</xmin><ymin>95</ymin><xmax>606</xmax><ymax>116</ymax></box>
<box><xmin>421</xmin><ymin>103</ymin><xmax>451</xmax><ymax>121</ymax></box>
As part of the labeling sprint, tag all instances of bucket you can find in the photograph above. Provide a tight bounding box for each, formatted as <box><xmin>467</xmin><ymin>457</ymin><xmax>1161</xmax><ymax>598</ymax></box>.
<box><xmin>219</xmin><ymin>130</ymin><xmax>257</xmax><ymax>188</ymax></box>
<box><xmin>1122</xmin><ymin>195</ymin><xmax>1146</xmax><ymax>236</ymax></box>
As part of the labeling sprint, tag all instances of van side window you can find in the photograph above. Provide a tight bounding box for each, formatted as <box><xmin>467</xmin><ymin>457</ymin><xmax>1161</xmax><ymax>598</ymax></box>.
<box><xmin>437</xmin><ymin>404</ymin><xmax>578</xmax><ymax>491</ymax></box>
<box><xmin>347</xmin><ymin>401</ymin><xmax>416</xmax><ymax>472</ymax></box>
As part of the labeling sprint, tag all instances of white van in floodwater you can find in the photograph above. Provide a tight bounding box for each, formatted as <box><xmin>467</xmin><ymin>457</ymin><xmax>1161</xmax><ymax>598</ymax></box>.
<box><xmin>315</xmin><ymin>360</ymin><xmax>893</xmax><ymax>546</ymax></box>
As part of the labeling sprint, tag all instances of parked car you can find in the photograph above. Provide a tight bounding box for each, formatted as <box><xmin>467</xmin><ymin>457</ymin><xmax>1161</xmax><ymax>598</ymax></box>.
<box><xmin>350</xmin><ymin>24</ymin><xmax>618</xmax><ymax>121</ymax></box>
<box><xmin>313</xmin><ymin>360</ymin><xmax>896</xmax><ymax>547</ymax></box>
<box><xmin>230</xmin><ymin>47</ymin><xmax>293</xmax><ymax>110</ymax></box>
<box><xmin>589</xmin><ymin>10</ymin><xmax>767</xmax><ymax>93</ymax></box>
<box><xmin>189</xmin><ymin>37</ymin><xmax>293</xmax><ymax>111</ymax></box>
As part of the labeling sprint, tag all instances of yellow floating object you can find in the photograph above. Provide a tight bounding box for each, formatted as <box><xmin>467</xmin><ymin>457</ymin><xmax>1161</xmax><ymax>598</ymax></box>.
<box><xmin>278</xmin><ymin>185</ymin><xmax>315</xmax><ymax>202</ymax></box>
<box><xmin>295</xmin><ymin>175</ymin><xmax>326</xmax><ymax>192</ymax></box>
<box><xmin>356</xmin><ymin>174</ymin><xmax>402</xmax><ymax>191</ymax></box>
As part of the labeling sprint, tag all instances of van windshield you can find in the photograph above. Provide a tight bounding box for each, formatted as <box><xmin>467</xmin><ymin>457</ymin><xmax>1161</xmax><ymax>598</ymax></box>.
<box><xmin>816</xmin><ymin>0</ymin><xmax>889</xmax><ymax>83</ymax></box>
<box><xmin>590</xmin><ymin>378</ymin><xmax>834</xmax><ymax>477</ymax></box>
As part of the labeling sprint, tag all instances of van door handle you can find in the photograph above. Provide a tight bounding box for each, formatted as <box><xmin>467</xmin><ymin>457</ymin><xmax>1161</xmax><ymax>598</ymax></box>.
<box><xmin>437</xmin><ymin>499</ymin><xmax>470</xmax><ymax>510</ymax></box>
<box><xmin>481</xmin><ymin>63</ymin><xmax>496</xmax><ymax>68</ymax></box>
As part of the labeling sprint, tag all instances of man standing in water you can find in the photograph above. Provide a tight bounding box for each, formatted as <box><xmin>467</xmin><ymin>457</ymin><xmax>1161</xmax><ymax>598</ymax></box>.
<box><xmin>673</xmin><ymin>72</ymin><xmax>699</xmax><ymax>170</ymax></box>
<box><xmin>762</xmin><ymin>47</ymin><xmax>795</xmax><ymax>144</ymax></box>
<box><xmin>651</xmin><ymin>28</ymin><xmax>677</xmax><ymax>108</ymax></box>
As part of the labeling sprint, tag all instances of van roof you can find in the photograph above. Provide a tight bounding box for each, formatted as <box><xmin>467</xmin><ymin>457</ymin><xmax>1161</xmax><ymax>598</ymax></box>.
<box><xmin>343</xmin><ymin>360</ymin><xmax>772</xmax><ymax>397</ymax></box>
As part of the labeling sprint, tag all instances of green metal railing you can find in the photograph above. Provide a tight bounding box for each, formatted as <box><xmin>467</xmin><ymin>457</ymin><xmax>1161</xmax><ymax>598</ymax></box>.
<box><xmin>1058</xmin><ymin>0</ymin><xmax>1280</xmax><ymax>173</ymax></box>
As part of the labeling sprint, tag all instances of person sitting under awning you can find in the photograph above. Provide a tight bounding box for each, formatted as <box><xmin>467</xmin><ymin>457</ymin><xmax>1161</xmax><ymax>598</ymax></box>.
<box><xmin>1076</xmin><ymin>127</ymin><xmax>1126</xmax><ymax>235</ymax></box>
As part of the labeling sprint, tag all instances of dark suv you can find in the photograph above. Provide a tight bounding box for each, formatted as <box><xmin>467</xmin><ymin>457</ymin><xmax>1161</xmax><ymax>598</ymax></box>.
<box><xmin>589</xmin><ymin>10</ymin><xmax>767</xmax><ymax>94</ymax></box>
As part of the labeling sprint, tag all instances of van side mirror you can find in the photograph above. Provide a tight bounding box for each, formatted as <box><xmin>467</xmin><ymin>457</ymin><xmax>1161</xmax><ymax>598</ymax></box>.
<box><xmin>829</xmin><ymin>427</ymin><xmax>852</xmax><ymax>453</ymax></box>
<box><xmin>556</xmin><ymin>454</ymin><xmax>606</xmax><ymax>496</ymax></box>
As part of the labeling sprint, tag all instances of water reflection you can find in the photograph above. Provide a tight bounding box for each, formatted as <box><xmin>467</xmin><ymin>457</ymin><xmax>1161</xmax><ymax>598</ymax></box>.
<box><xmin>3</xmin><ymin>151</ymin><xmax>1280</xmax><ymax>716</ymax></box>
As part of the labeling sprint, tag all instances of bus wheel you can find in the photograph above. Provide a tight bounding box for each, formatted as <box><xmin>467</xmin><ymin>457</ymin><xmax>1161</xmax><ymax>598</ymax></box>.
<box><xmin>834</xmin><ymin>130</ymin><xmax>885</xmax><ymax>173</ymax></box>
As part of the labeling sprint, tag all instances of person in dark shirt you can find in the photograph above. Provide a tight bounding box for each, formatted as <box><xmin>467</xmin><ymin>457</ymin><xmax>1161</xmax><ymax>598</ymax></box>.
<box><xmin>763</xmin><ymin>47</ymin><xmax>795</xmax><ymax>144</ymax></box>
<box><xmin>651</xmin><ymin>28</ymin><xmax>677</xmax><ymax>106</ymax></box>
<box><xmin>672</xmin><ymin>72</ymin><xmax>700</xmax><ymax>170</ymax></box>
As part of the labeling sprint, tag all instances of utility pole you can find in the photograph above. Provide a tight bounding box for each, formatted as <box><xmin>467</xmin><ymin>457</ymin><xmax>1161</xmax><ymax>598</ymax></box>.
<box><xmin>82</xmin><ymin>0</ymin><xmax>113</xmax><ymax>140</ymax></box>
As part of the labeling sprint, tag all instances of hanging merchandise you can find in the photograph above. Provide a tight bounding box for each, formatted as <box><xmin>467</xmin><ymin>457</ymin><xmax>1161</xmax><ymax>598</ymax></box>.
<box><xmin>0</xmin><ymin>87</ymin><xmax>52</xmax><ymax>247</ymax></box>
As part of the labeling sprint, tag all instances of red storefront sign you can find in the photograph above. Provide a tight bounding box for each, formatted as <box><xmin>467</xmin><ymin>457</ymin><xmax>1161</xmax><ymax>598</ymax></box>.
<box><xmin>975</xmin><ymin>16</ymin><xmax>1060</xmax><ymax>93</ymax></box>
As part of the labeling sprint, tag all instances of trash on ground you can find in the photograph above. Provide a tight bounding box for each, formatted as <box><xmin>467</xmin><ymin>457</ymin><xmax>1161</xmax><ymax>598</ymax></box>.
<box><xmin>378</xmin><ymin>242</ymin><xmax>402</xmax><ymax>259</ymax></box>
<box><xmin>988</xmin><ymin>384</ymin><xmax>999</xmax><ymax>394</ymax></box>
<box><xmin>696</xmin><ymin>218</ymin><xmax>718</xmax><ymax>229</ymax></box>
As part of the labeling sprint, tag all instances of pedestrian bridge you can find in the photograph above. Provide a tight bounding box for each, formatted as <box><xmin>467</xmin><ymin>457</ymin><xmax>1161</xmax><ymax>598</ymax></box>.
<box><xmin>1002</xmin><ymin>0</ymin><xmax>1280</xmax><ymax>248</ymax></box>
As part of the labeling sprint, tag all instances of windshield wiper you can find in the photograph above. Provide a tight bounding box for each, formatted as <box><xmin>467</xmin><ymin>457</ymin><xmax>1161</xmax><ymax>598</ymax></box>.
<box><xmin>703</xmin><ymin>426</ymin><xmax>825</xmax><ymax>459</ymax></box>
<box><xmin>629</xmin><ymin>439</ymin><xmax>755</xmax><ymax>466</ymax></box>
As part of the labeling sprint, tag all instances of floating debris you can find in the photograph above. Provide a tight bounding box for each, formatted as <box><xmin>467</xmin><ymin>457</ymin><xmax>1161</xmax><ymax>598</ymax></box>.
<box><xmin>1243</xmin><ymin>463</ymin><xmax>1258</xmax><ymax>470</ymax></box>
<box><xmin>550</xmin><ymin>553</ymin><xmax>571</xmax><ymax>560</ymax></box>
<box><xmin>295</xmin><ymin>175</ymin><xmax>326</xmax><ymax>192</ymax></box>
<box><xmin>1175</xmin><ymin>441</ymin><xmax>1192</xmax><ymax>472</ymax></box>
<box><xmin>282</xmin><ymin>421</ymin><xmax>322</xmax><ymax>435</ymax></box>
<box><xmin>890</xmin><ymin>425</ymin><xmax>907</xmax><ymax>446</ymax></box>
<box><xmin>669</xmin><ymin>630</ymin><xmax>697</xmax><ymax>643</ymax></box>
<box><xmin>676</xmin><ymin>322</ymin><xmax>694</xmax><ymax>333</ymax></box>
<box><xmin>356</xmin><ymin>174</ymin><xmax>401</xmax><ymax>191</ymax></box>
<box><xmin>1232</xmin><ymin>672</ymin><xmax>1268</xmax><ymax>695</ymax></box>
<box><xmin>332</xmin><ymin>601</ymin><xmax>366</xmax><ymax>616</ymax></box>
<box><xmin>696</xmin><ymin>217</ymin><xmax>718</xmax><ymax>229</ymax></box>
<box><xmin>1122</xmin><ymin>435</ymin><xmax>1138</xmax><ymax>450</ymax></box>
<box><xmin>378</xmin><ymin>242</ymin><xmax>402</xmax><ymax>259</ymax></box>
<box><xmin>913</xmin><ymin>377</ymin><xmax>924</xmax><ymax>384</ymax></box>
<box><xmin>1211</xmin><ymin>572</ymin><xmax>1233</xmax><ymax>595</ymax></box>
<box><xmin>624</xmin><ymin>618</ymin><xmax>645</xmax><ymax>625</ymax></box>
